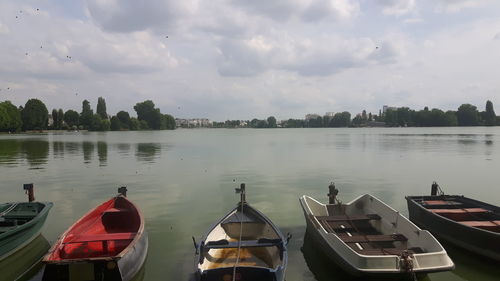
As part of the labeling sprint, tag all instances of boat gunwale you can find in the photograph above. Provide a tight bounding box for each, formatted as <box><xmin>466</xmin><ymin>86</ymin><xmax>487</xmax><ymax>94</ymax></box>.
<box><xmin>405</xmin><ymin>195</ymin><xmax>500</xmax><ymax>236</ymax></box>
<box><xmin>196</xmin><ymin>202</ymin><xmax>288</xmax><ymax>274</ymax></box>
<box><xmin>43</xmin><ymin>195</ymin><xmax>145</xmax><ymax>263</ymax></box>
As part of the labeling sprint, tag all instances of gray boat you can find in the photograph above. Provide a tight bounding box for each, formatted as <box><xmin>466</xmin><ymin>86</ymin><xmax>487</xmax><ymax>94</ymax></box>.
<box><xmin>406</xmin><ymin>182</ymin><xmax>500</xmax><ymax>261</ymax></box>
<box><xmin>0</xmin><ymin>184</ymin><xmax>53</xmax><ymax>261</ymax></box>
<box><xmin>193</xmin><ymin>184</ymin><xmax>290</xmax><ymax>281</ymax></box>
<box><xmin>299</xmin><ymin>184</ymin><xmax>454</xmax><ymax>276</ymax></box>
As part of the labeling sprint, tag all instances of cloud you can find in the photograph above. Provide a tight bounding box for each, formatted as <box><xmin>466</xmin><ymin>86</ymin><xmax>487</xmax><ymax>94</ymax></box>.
<box><xmin>435</xmin><ymin>0</ymin><xmax>491</xmax><ymax>13</ymax></box>
<box><xmin>494</xmin><ymin>32</ymin><xmax>500</xmax><ymax>40</ymax></box>
<box><xmin>0</xmin><ymin>22</ymin><xmax>9</xmax><ymax>34</ymax></box>
<box><xmin>231</xmin><ymin>0</ymin><xmax>359</xmax><ymax>22</ymax></box>
<box><xmin>376</xmin><ymin>0</ymin><xmax>416</xmax><ymax>16</ymax></box>
<box><xmin>86</xmin><ymin>0</ymin><xmax>199</xmax><ymax>32</ymax></box>
<box><xmin>215</xmin><ymin>34</ymin><xmax>405</xmax><ymax>77</ymax></box>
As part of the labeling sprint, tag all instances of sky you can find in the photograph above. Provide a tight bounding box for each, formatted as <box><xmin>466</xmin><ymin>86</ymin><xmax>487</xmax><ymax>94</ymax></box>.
<box><xmin>1</xmin><ymin>0</ymin><xmax>500</xmax><ymax>121</ymax></box>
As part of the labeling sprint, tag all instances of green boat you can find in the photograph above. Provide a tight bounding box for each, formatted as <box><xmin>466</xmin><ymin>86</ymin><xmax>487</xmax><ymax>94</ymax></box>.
<box><xmin>0</xmin><ymin>185</ymin><xmax>53</xmax><ymax>261</ymax></box>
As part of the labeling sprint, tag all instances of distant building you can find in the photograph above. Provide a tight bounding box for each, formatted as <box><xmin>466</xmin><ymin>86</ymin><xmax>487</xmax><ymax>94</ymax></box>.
<box><xmin>324</xmin><ymin>112</ymin><xmax>335</xmax><ymax>117</ymax></box>
<box><xmin>175</xmin><ymin>118</ymin><xmax>213</xmax><ymax>128</ymax></box>
<box><xmin>305</xmin><ymin>114</ymin><xmax>321</xmax><ymax>121</ymax></box>
<box><xmin>48</xmin><ymin>114</ymin><xmax>54</xmax><ymax>127</ymax></box>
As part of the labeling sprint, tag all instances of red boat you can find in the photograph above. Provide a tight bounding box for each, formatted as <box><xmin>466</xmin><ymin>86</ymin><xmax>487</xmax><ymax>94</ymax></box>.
<box><xmin>42</xmin><ymin>188</ymin><xmax>148</xmax><ymax>281</ymax></box>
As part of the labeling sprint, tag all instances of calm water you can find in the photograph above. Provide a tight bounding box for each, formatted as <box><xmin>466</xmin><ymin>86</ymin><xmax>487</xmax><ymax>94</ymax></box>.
<box><xmin>1</xmin><ymin>128</ymin><xmax>499</xmax><ymax>281</ymax></box>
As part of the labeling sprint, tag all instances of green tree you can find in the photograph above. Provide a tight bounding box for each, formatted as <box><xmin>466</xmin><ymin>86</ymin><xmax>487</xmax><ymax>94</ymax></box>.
<box><xmin>484</xmin><ymin>100</ymin><xmax>496</xmax><ymax>126</ymax></box>
<box><xmin>64</xmin><ymin>110</ymin><xmax>79</xmax><ymax>128</ymax></box>
<box><xmin>0</xmin><ymin>101</ymin><xmax>22</xmax><ymax>132</ymax></box>
<box><xmin>52</xmin><ymin>109</ymin><xmax>59</xmax><ymax>129</ymax></box>
<box><xmin>100</xmin><ymin>119</ymin><xmax>110</xmax><ymax>131</ymax></box>
<box><xmin>96</xmin><ymin>97</ymin><xmax>107</xmax><ymax>119</ymax></box>
<box><xmin>161</xmin><ymin>114</ymin><xmax>176</xmax><ymax>130</ymax></box>
<box><xmin>89</xmin><ymin>114</ymin><xmax>102</xmax><ymax>131</ymax></box>
<box><xmin>267</xmin><ymin>116</ymin><xmax>277</xmax><ymax>128</ymax></box>
<box><xmin>22</xmin><ymin>99</ymin><xmax>48</xmax><ymax>130</ymax></box>
<box><xmin>330</xmin><ymin>112</ymin><xmax>351</xmax><ymax>127</ymax></box>
<box><xmin>57</xmin><ymin>109</ymin><xmax>64</xmax><ymax>128</ymax></box>
<box><xmin>116</xmin><ymin>111</ymin><xmax>131</xmax><ymax>129</ymax></box>
<box><xmin>129</xmin><ymin>117</ymin><xmax>140</xmax><ymax>130</ymax></box>
<box><xmin>134</xmin><ymin>100</ymin><xmax>161</xmax><ymax>129</ymax></box>
<box><xmin>110</xmin><ymin>116</ymin><xmax>121</xmax><ymax>131</ymax></box>
<box><xmin>80</xmin><ymin>100</ymin><xmax>93</xmax><ymax>129</ymax></box>
<box><xmin>456</xmin><ymin>104</ymin><xmax>479</xmax><ymax>126</ymax></box>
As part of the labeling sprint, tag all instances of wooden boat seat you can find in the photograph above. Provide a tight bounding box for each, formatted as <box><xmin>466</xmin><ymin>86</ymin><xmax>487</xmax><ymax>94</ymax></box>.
<box><xmin>59</xmin><ymin>232</ymin><xmax>136</xmax><ymax>259</ymax></box>
<box><xmin>341</xmin><ymin>234</ymin><xmax>407</xmax><ymax>244</ymax></box>
<box><xmin>356</xmin><ymin>247</ymin><xmax>424</xmax><ymax>256</ymax></box>
<box><xmin>66</xmin><ymin>232</ymin><xmax>136</xmax><ymax>243</ymax></box>
<box><xmin>429</xmin><ymin>208</ymin><xmax>489</xmax><ymax>214</ymax></box>
<box><xmin>429</xmin><ymin>208</ymin><xmax>490</xmax><ymax>221</ymax></box>
<box><xmin>205</xmin><ymin>238</ymin><xmax>282</xmax><ymax>249</ymax></box>
<box><xmin>316</xmin><ymin>214</ymin><xmax>381</xmax><ymax>222</ymax></box>
<box><xmin>459</xmin><ymin>220</ymin><xmax>500</xmax><ymax>232</ymax></box>
<box><xmin>423</xmin><ymin>200</ymin><xmax>462</xmax><ymax>206</ymax></box>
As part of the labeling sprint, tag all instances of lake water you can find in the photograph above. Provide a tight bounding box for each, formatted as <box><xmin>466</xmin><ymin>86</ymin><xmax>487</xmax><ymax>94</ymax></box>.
<box><xmin>1</xmin><ymin>128</ymin><xmax>499</xmax><ymax>281</ymax></box>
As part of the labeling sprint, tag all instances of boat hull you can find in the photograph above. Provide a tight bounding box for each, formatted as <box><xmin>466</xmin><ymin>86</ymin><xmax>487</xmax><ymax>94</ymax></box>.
<box><xmin>300</xmin><ymin>195</ymin><xmax>454</xmax><ymax>276</ymax></box>
<box><xmin>117</xmin><ymin>230</ymin><xmax>148</xmax><ymax>281</ymax></box>
<box><xmin>195</xmin><ymin>203</ymin><xmax>287</xmax><ymax>281</ymax></box>
<box><xmin>42</xmin><ymin>195</ymin><xmax>148</xmax><ymax>281</ymax></box>
<box><xmin>406</xmin><ymin>196</ymin><xmax>500</xmax><ymax>261</ymax></box>
<box><xmin>0</xmin><ymin>202</ymin><xmax>53</xmax><ymax>261</ymax></box>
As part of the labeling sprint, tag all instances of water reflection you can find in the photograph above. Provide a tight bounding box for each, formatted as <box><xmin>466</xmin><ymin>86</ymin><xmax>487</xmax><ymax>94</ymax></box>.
<box><xmin>0</xmin><ymin>139</ymin><xmax>22</xmax><ymax>165</ymax></box>
<box><xmin>82</xmin><ymin>141</ymin><xmax>94</xmax><ymax>163</ymax></box>
<box><xmin>116</xmin><ymin>143</ymin><xmax>132</xmax><ymax>156</ymax></box>
<box><xmin>52</xmin><ymin>141</ymin><xmax>65</xmax><ymax>159</ymax></box>
<box><xmin>64</xmin><ymin>142</ymin><xmax>80</xmax><ymax>156</ymax></box>
<box><xmin>136</xmin><ymin>143</ymin><xmax>162</xmax><ymax>163</ymax></box>
<box><xmin>21</xmin><ymin>140</ymin><xmax>49</xmax><ymax>169</ymax></box>
<box><xmin>0</xmin><ymin>235</ymin><xmax>50</xmax><ymax>281</ymax></box>
<box><xmin>440</xmin><ymin>241</ymin><xmax>500</xmax><ymax>281</ymax></box>
<box><xmin>97</xmin><ymin>141</ymin><xmax>108</xmax><ymax>166</ymax></box>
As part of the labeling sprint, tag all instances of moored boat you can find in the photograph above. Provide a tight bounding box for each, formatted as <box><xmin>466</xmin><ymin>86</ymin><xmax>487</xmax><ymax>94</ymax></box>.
<box><xmin>406</xmin><ymin>182</ymin><xmax>500</xmax><ymax>261</ymax></box>
<box><xmin>0</xmin><ymin>184</ymin><xmax>53</xmax><ymax>261</ymax></box>
<box><xmin>41</xmin><ymin>187</ymin><xmax>148</xmax><ymax>281</ymax></box>
<box><xmin>193</xmin><ymin>184</ymin><xmax>290</xmax><ymax>281</ymax></box>
<box><xmin>299</xmin><ymin>183</ymin><xmax>454</xmax><ymax>276</ymax></box>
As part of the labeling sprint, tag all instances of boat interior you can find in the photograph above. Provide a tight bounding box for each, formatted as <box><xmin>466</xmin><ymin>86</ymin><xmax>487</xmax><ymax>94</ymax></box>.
<box><xmin>304</xmin><ymin>195</ymin><xmax>440</xmax><ymax>256</ymax></box>
<box><xmin>413</xmin><ymin>196</ymin><xmax>500</xmax><ymax>233</ymax></box>
<box><xmin>0</xmin><ymin>202</ymin><xmax>45</xmax><ymax>234</ymax></box>
<box><xmin>199</xmin><ymin>204</ymin><xmax>283</xmax><ymax>281</ymax></box>
<box><xmin>49</xmin><ymin>196</ymin><xmax>140</xmax><ymax>261</ymax></box>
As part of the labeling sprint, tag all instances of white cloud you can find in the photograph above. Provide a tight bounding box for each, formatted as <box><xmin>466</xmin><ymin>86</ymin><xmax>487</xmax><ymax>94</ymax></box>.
<box><xmin>435</xmin><ymin>0</ymin><xmax>491</xmax><ymax>13</ymax></box>
<box><xmin>376</xmin><ymin>0</ymin><xmax>416</xmax><ymax>16</ymax></box>
<box><xmin>0</xmin><ymin>22</ymin><xmax>9</xmax><ymax>34</ymax></box>
<box><xmin>231</xmin><ymin>0</ymin><xmax>360</xmax><ymax>22</ymax></box>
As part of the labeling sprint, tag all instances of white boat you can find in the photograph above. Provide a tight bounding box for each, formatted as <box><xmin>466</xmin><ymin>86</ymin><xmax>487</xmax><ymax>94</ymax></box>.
<box><xmin>299</xmin><ymin>194</ymin><xmax>454</xmax><ymax>276</ymax></box>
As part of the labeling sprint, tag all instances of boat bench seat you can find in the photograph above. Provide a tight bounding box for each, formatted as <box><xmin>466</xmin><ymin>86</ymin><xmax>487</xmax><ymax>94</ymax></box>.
<box><xmin>429</xmin><ymin>208</ymin><xmax>489</xmax><ymax>214</ymax></box>
<box><xmin>66</xmin><ymin>232</ymin><xmax>136</xmax><ymax>243</ymax></box>
<box><xmin>316</xmin><ymin>214</ymin><xmax>381</xmax><ymax>222</ymax></box>
<box><xmin>356</xmin><ymin>247</ymin><xmax>424</xmax><ymax>256</ymax></box>
<box><xmin>341</xmin><ymin>234</ymin><xmax>407</xmax><ymax>244</ymax></box>
<box><xmin>422</xmin><ymin>200</ymin><xmax>462</xmax><ymax>206</ymax></box>
<box><xmin>460</xmin><ymin>220</ymin><xmax>500</xmax><ymax>232</ymax></box>
<box><xmin>204</xmin><ymin>238</ymin><xmax>282</xmax><ymax>249</ymax></box>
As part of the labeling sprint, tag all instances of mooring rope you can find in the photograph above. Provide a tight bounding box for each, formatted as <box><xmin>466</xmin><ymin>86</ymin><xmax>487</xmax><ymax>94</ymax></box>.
<box><xmin>232</xmin><ymin>202</ymin><xmax>244</xmax><ymax>281</ymax></box>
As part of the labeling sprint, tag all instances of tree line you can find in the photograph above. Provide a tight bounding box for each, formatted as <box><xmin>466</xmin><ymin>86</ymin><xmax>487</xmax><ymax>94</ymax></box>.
<box><xmin>0</xmin><ymin>98</ymin><xmax>175</xmax><ymax>132</ymax></box>
<box><xmin>212</xmin><ymin>100</ymin><xmax>499</xmax><ymax>128</ymax></box>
